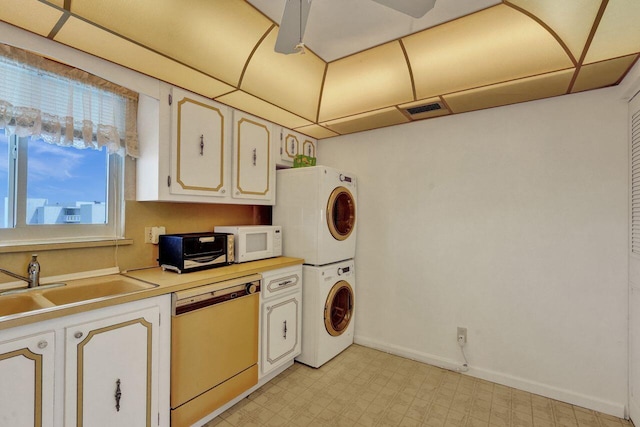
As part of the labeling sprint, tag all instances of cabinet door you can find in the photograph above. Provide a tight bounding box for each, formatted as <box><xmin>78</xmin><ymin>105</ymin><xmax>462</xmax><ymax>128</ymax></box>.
<box><xmin>280</xmin><ymin>130</ymin><xmax>300</xmax><ymax>163</ymax></box>
<box><xmin>278</xmin><ymin>128</ymin><xmax>317</xmax><ymax>166</ymax></box>
<box><xmin>65</xmin><ymin>307</ymin><xmax>159</xmax><ymax>427</ymax></box>
<box><xmin>261</xmin><ymin>293</ymin><xmax>301</xmax><ymax>376</ymax></box>
<box><xmin>301</xmin><ymin>138</ymin><xmax>316</xmax><ymax>158</ymax></box>
<box><xmin>0</xmin><ymin>331</ymin><xmax>55</xmax><ymax>427</ymax></box>
<box><xmin>170</xmin><ymin>87</ymin><xmax>230</xmax><ymax>198</ymax></box>
<box><xmin>232</xmin><ymin>111</ymin><xmax>273</xmax><ymax>202</ymax></box>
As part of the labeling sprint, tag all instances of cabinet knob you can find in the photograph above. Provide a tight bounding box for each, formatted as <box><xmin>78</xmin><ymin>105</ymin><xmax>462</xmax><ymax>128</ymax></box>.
<box><xmin>74</xmin><ymin>331</ymin><xmax>83</xmax><ymax>339</ymax></box>
<box><xmin>37</xmin><ymin>340</ymin><xmax>48</xmax><ymax>349</ymax></box>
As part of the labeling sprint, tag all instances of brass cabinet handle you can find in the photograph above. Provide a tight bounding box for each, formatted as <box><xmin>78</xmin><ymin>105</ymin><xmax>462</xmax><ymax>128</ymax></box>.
<box><xmin>200</xmin><ymin>135</ymin><xmax>204</xmax><ymax>156</ymax></box>
<box><xmin>283</xmin><ymin>320</ymin><xmax>287</xmax><ymax>339</ymax></box>
<box><xmin>252</xmin><ymin>148</ymin><xmax>257</xmax><ymax>166</ymax></box>
<box><xmin>115</xmin><ymin>379</ymin><xmax>122</xmax><ymax>412</ymax></box>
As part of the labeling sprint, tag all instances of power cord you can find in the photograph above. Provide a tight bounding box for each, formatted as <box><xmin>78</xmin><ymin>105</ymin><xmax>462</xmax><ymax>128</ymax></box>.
<box><xmin>456</xmin><ymin>336</ymin><xmax>469</xmax><ymax>373</ymax></box>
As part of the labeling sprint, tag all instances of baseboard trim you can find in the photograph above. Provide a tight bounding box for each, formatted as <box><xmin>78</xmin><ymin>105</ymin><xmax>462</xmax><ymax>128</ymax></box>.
<box><xmin>629</xmin><ymin>397</ymin><xmax>640</xmax><ymax>423</ymax></box>
<box><xmin>354</xmin><ymin>335</ymin><xmax>626</xmax><ymax>418</ymax></box>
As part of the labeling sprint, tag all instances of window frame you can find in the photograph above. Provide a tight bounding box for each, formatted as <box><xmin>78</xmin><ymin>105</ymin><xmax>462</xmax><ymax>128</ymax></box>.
<box><xmin>0</xmin><ymin>133</ymin><xmax>124</xmax><ymax>244</ymax></box>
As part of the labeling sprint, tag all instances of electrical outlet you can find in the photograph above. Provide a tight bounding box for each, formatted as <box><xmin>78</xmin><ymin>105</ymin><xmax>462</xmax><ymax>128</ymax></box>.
<box><xmin>457</xmin><ymin>327</ymin><xmax>467</xmax><ymax>345</ymax></box>
<box><xmin>144</xmin><ymin>227</ymin><xmax>153</xmax><ymax>244</ymax></box>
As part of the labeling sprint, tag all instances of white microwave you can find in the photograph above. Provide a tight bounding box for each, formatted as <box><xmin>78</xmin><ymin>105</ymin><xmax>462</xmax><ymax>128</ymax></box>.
<box><xmin>214</xmin><ymin>225</ymin><xmax>282</xmax><ymax>263</ymax></box>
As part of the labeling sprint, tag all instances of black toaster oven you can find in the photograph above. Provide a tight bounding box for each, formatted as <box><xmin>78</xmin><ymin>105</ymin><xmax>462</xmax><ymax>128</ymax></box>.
<box><xmin>158</xmin><ymin>232</ymin><xmax>234</xmax><ymax>273</ymax></box>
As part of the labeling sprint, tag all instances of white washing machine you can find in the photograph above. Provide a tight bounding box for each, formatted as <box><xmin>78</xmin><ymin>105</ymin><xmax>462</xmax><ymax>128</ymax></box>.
<box><xmin>296</xmin><ymin>259</ymin><xmax>355</xmax><ymax>368</ymax></box>
<box><xmin>273</xmin><ymin>165</ymin><xmax>357</xmax><ymax>266</ymax></box>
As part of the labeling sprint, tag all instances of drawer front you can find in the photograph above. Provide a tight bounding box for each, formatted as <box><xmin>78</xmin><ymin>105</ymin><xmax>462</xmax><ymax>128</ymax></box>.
<box><xmin>261</xmin><ymin>266</ymin><xmax>302</xmax><ymax>300</ymax></box>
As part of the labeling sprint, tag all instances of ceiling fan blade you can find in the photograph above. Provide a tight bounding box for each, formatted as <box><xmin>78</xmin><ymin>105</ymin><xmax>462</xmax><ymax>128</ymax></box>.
<box><xmin>275</xmin><ymin>0</ymin><xmax>312</xmax><ymax>54</ymax></box>
<box><xmin>370</xmin><ymin>0</ymin><xmax>436</xmax><ymax>19</ymax></box>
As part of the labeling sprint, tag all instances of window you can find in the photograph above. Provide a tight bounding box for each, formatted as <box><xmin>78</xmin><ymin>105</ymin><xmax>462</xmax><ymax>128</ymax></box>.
<box><xmin>0</xmin><ymin>44</ymin><xmax>138</xmax><ymax>244</ymax></box>
<box><xmin>0</xmin><ymin>130</ymin><xmax>123</xmax><ymax>242</ymax></box>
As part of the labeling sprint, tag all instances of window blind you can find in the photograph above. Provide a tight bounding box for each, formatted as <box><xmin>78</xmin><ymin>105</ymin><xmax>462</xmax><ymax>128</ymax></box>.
<box><xmin>0</xmin><ymin>44</ymin><xmax>138</xmax><ymax>157</ymax></box>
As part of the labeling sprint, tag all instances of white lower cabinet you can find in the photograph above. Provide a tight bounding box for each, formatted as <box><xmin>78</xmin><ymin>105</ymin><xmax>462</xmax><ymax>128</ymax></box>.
<box><xmin>0</xmin><ymin>330</ymin><xmax>55</xmax><ymax>427</ymax></box>
<box><xmin>260</xmin><ymin>266</ymin><xmax>302</xmax><ymax>377</ymax></box>
<box><xmin>65</xmin><ymin>306</ymin><xmax>160</xmax><ymax>426</ymax></box>
<box><xmin>0</xmin><ymin>295</ymin><xmax>170</xmax><ymax>427</ymax></box>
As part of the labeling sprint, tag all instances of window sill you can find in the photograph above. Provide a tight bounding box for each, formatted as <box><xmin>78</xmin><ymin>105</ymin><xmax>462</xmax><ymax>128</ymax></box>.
<box><xmin>0</xmin><ymin>237</ymin><xmax>134</xmax><ymax>253</ymax></box>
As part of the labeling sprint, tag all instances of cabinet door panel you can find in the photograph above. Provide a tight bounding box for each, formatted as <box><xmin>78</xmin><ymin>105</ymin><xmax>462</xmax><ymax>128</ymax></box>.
<box><xmin>65</xmin><ymin>307</ymin><xmax>159</xmax><ymax>427</ymax></box>
<box><xmin>281</xmin><ymin>132</ymin><xmax>300</xmax><ymax>162</ymax></box>
<box><xmin>171</xmin><ymin>88</ymin><xmax>229</xmax><ymax>197</ymax></box>
<box><xmin>261</xmin><ymin>294</ymin><xmax>301</xmax><ymax>376</ymax></box>
<box><xmin>233</xmin><ymin>112</ymin><xmax>273</xmax><ymax>202</ymax></box>
<box><xmin>301</xmin><ymin>139</ymin><xmax>316</xmax><ymax>158</ymax></box>
<box><xmin>0</xmin><ymin>331</ymin><xmax>55</xmax><ymax>427</ymax></box>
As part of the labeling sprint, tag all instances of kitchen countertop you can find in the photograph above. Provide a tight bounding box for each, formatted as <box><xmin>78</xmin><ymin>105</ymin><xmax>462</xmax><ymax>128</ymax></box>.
<box><xmin>0</xmin><ymin>256</ymin><xmax>303</xmax><ymax>331</ymax></box>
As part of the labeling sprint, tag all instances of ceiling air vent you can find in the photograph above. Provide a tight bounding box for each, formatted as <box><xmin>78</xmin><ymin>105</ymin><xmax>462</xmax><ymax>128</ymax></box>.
<box><xmin>401</xmin><ymin>101</ymin><xmax>449</xmax><ymax>120</ymax></box>
<box><xmin>406</xmin><ymin>103</ymin><xmax>442</xmax><ymax>115</ymax></box>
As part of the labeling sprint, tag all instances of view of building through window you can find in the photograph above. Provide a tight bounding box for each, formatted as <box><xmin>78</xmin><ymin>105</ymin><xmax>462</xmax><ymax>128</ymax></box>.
<box><xmin>0</xmin><ymin>129</ymin><xmax>109</xmax><ymax>228</ymax></box>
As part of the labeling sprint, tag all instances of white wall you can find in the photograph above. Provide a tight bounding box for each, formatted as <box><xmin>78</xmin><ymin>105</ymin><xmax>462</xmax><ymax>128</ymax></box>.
<box><xmin>318</xmin><ymin>88</ymin><xmax>629</xmax><ymax>416</ymax></box>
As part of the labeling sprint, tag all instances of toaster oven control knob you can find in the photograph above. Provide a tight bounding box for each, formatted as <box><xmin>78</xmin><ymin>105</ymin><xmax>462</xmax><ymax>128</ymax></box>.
<box><xmin>246</xmin><ymin>283</ymin><xmax>258</xmax><ymax>294</ymax></box>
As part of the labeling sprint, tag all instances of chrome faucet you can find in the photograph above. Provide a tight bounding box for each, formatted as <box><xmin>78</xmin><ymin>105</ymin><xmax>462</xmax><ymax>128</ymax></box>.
<box><xmin>0</xmin><ymin>254</ymin><xmax>40</xmax><ymax>288</ymax></box>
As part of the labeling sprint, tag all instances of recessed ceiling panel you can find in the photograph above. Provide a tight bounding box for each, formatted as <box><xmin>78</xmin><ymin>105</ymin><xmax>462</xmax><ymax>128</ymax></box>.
<box><xmin>506</xmin><ymin>0</ymin><xmax>602</xmax><ymax>62</ymax></box>
<box><xmin>585</xmin><ymin>0</ymin><xmax>640</xmax><ymax>64</ymax></box>
<box><xmin>241</xmin><ymin>28</ymin><xmax>325</xmax><ymax>122</ymax></box>
<box><xmin>70</xmin><ymin>0</ymin><xmax>273</xmax><ymax>87</ymax></box>
<box><xmin>55</xmin><ymin>17</ymin><xmax>234</xmax><ymax>98</ymax></box>
<box><xmin>294</xmin><ymin>124</ymin><xmax>339</xmax><ymax>140</ymax></box>
<box><xmin>443</xmin><ymin>69</ymin><xmax>574</xmax><ymax>114</ymax></box>
<box><xmin>319</xmin><ymin>41</ymin><xmax>413</xmax><ymax>122</ymax></box>
<box><xmin>572</xmin><ymin>55</ymin><xmax>639</xmax><ymax>94</ymax></box>
<box><xmin>1</xmin><ymin>0</ymin><xmax>63</xmax><ymax>37</ymax></box>
<box><xmin>403</xmin><ymin>4</ymin><xmax>574</xmax><ymax>100</ymax></box>
<box><xmin>216</xmin><ymin>91</ymin><xmax>313</xmax><ymax>129</ymax></box>
<box><xmin>323</xmin><ymin>107</ymin><xmax>410</xmax><ymax>135</ymax></box>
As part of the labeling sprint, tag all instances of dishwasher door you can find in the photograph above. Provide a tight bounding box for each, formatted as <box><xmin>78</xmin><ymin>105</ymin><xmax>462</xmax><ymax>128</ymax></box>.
<box><xmin>170</xmin><ymin>275</ymin><xmax>260</xmax><ymax>426</ymax></box>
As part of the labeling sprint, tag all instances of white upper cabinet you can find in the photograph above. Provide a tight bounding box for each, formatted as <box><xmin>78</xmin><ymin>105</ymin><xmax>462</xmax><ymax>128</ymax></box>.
<box><xmin>137</xmin><ymin>85</ymin><xmax>275</xmax><ymax>205</ymax></box>
<box><xmin>232</xmin><ymin>111</ymin><xmax>274</xmax><ymax>203</ymax></box>
<box><xmin>275</xmin><ymin>127</ymin><xmax>317</xmax><ymax>168</ymax></box>
<box><xmin>170</xmin><ymin>87</ymin><xmax>230</xmax><ymax>198</ymax></box>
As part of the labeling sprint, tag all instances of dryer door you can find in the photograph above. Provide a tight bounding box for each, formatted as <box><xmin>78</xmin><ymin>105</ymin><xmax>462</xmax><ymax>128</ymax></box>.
<box><xmin>326</xmin><ymin>187</ymin><xmax>356</xmax><ymax>241</ymax></box>
<box><xmin>324</xmin><ymin>280</ymin><xmax>354</xmax><ymax>336</ymax></box>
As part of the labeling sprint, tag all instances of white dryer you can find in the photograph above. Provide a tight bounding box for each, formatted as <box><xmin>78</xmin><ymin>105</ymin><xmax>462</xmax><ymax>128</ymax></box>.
<box><xmin>296</xmin><ymin>259</ymin><xmax>355</xmax><ymax>368</ymax></box>
<box><xmin>273</xmin><ymin>166</ymin><xmax>357</xmax><ymax>266</ymax></box>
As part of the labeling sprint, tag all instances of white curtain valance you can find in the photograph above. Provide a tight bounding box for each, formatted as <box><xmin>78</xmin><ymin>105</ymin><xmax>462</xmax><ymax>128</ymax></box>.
<box><xmin>0</xmin><ymin>43</ymin><xmax>139</xmax><ymax>158</ymax></box>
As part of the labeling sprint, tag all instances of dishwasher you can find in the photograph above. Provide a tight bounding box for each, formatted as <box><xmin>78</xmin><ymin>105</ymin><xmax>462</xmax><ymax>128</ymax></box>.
<box><xmin>170</xmin><ymin>274</ymin><xmax>261</xmax><ymax>427</ymax></box>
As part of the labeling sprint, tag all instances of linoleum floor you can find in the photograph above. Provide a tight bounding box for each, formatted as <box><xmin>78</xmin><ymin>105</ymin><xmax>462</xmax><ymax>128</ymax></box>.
<box><xmin>204</xmin><ymin>344</ymin><xmax>632</xmax><ymax>427</ymax></box>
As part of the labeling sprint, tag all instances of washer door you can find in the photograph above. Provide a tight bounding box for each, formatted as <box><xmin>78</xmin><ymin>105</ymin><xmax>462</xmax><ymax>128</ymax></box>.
<box><xmin>324</xmin><ymin>280</ymin><xmax>354</xmax><ymax>336</ymax></box>
<box><xmin>326</xmin><ymin>187</ymin><xmax>356</xmax><ymax>241</ymax></box>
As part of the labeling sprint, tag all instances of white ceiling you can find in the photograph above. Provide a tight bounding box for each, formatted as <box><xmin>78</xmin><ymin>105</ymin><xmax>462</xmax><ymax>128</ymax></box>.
<box><xmin>247</xmin><ymin>0</ymin><xmax>501</xmax><ymax>61</ymax></box>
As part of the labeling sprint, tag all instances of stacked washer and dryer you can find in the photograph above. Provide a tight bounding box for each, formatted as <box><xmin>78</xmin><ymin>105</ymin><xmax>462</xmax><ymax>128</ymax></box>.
<box><xmin>273</xmin><ymin>166</ymin><xmax>357</xmax><ymax>368</ymax></box>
